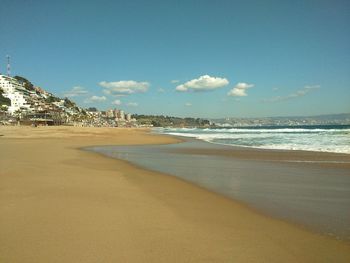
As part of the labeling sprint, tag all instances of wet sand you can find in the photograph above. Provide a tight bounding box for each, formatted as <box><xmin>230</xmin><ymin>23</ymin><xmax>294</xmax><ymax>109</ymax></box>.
<box><xmin>1</xmin><ymin>126</ymin><xmax>350</xmax><ymax>262</ymax></box>
<box><xmin>89</xmin><ymin>139</ymin><xmax>350</xmax><ymax>239</ymax></box>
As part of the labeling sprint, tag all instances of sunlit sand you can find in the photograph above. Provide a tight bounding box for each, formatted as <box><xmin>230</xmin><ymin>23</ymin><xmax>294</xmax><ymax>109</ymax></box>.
<box><xmin>1</xmin><ymin>126</ymin><xmax>349</xmax><ymax>262</ymax></box>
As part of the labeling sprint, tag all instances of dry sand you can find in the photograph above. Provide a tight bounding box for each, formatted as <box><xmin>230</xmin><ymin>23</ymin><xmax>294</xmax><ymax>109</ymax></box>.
<box><xmin>0</xmin><ymin>126</ymin><xmax>349</xmax><ymax>262</ymax></box>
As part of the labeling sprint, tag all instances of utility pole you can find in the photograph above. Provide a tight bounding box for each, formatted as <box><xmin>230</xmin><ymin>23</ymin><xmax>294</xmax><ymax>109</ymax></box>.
<box><xmin>6</xmin><ymin>55</ymin><xmax>11</xmax><ymax>76</ymax></box>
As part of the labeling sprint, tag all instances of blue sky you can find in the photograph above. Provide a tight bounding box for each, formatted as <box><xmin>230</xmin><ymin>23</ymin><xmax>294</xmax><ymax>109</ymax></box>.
<box><xmin>0</xmin><ymin>0</ymin><xmax>349</xmax><ymax>118</ymax></box>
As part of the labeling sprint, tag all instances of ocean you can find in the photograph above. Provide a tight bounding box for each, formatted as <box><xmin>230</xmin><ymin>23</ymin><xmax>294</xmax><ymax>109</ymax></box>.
<box><xmin>155</xmin><ymin>124</ymin><xmax>350</xmax><ymax>154</ymax></box>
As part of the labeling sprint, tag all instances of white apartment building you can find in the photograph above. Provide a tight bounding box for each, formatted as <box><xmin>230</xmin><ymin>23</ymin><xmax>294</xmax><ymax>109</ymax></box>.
<box><xmin>119</xmin><ymin>110</ymin><xmax>125</xmax><ymax>120</ymax></box>
<box><xmin>106</xmin><ymin>109</ymin><xmax>115</xmax><ymax>118</ymax></box>
<box><xmin>0</xmin><ymin>74</ymin><xmax>31</xmax><ymax>114</ymax></box>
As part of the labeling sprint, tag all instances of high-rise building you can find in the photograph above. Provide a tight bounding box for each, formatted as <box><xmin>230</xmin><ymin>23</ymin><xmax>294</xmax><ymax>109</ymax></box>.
<box><xmin>119</xmin><ymin>110</ymin><xmax>125</xmax><ymax>120</ymax></box>
<box><xmin>114</xmin><ymin>109</ymin><xmax>120</xmax><ymax>118</ymax></box>
<box><xmin>106</xmin><ymin>109</ymin><xmax>114</xmax><ymax>118</ymax></box>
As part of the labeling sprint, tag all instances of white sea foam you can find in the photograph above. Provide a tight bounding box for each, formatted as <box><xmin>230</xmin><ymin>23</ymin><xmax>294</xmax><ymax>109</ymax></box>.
<box><xmin>163</xmin><ymin>127</ymin><xmax>350</xmax><ymax>133</ymax></box>
<box><xmin>157</xmin><ymin>126</ymin><xmax>350</xmax><ymax>154</ymax></box>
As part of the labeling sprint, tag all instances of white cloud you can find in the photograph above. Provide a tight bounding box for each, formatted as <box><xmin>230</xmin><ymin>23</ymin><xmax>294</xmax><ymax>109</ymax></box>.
<box><xmin>64</xmin><ymin>86</ymin><xmax>88</xmax><ymax>97</ymax></box>
<box><xmin>185</xmin><ymin>102</ymin><xmax>192</xmax><ymax>107</ymax></box>
<box><xmin>84</xmin><ymin>95</ymin><xmax>107</xmax><ymax>104</ymax></box>
<box><xmin>103</xmin><ymin>89</ymin><xmax>111</xmax><ymax>95</ymax></box>
<box><xmin>99</xmin><ymin>80</ymin><xmax>149</xmax><ymax>95</ymax></box>
<box><xmin>262</xmin><ymin>85</ymin><xmax>320</xmax><ymax>103</ymax></box>
<box><xmin>176</xmin><ymin>75</ymin><xmax>229</xmax><ymax>92</ymax></box>
<box><xmin>227</xmin><ymin>82</ymin><xmax>254</xmax><ymax>97</ymax></box>
<box><xmin>112</xmin><ymin>99</ymin><xmax>122</xmax><ymax>106</ymax></box>
<box><xmin>126</xmin><ymin>102</ymin><xmax>138</xmax><ymax>107</ymax></box>
<box><xmin>103</xmin><ymin>89</ymin><xmax>127</xmax><ymax>97</ymax></box>
<box><xmin>171</xmin><ymin>80</ymin><xmax>180</xmax><ymax>84</ymax></box>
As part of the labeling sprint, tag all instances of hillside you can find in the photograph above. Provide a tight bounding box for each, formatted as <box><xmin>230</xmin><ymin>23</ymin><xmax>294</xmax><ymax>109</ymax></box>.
<box><xmin>132</xmin><ymin>114</ymin><xmax>211</xmax><ymax>127</ymax></box>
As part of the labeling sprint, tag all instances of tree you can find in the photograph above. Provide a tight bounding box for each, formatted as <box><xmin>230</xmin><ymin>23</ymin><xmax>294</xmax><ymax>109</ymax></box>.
<box><xmin>0</xmin><ymin>88</ymin><xmax>11</xmax><ymax>106</ymax></box>
<box><xmin>14</xmin><ymin>76</ymin><xmax>34</xmax><ymax>91</ymax></box>
<box><xmin>87</xmin><ymin>107</ymin><xmax>98</xmax><ymax>112</ymax></box>
<box><xmin>132</xmin><ymin>113</ymin><xmax>211</xmax><ymax>127</ymax></box>
<box><xmin>64</xmin><ymin>98</ymin><xmax>76</xmax><ymax>108</ymax></box>
<box><xmin>45</xmin><ymin>95</ymin><xmax>60</xmax><ymax>103</ymax></box>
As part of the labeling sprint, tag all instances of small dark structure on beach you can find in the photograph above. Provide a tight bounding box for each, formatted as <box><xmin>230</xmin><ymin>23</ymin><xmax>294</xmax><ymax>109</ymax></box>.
<box><xmin>20</xmin><ymin>113</ymin><xmax>55</xmax><ymax>126</ymax></box>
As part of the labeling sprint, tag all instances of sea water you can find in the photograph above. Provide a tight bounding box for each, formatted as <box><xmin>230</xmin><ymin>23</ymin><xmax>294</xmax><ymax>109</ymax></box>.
<box><xmin>87</xmin><ymin>139</ymin><xmax>350</xmax><ymax>240</ymax></box>
<box><xmin>155</xmin><ymin>124</ymin><xmax>350</xmax><ymax>154</ymax></box>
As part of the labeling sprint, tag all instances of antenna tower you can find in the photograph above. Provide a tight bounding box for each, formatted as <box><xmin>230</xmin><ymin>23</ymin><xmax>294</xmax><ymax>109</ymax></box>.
<box><xmin>6</xmin><ymin>55</ymin><xmax>11</xmax><ymax>76</ymax></box>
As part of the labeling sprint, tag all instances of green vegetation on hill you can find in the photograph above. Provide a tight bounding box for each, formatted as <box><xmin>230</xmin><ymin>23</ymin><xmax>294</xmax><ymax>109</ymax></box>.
<box><xmin>0</xmin><ymin>88</ymin><xmax>11</xmax><ymax>106</ymax></box>
<box><xmin>63</xmin><ymin>98</ymin><xmax>76</xmax><ymax>108</ymax></box>
<box><xmin>86</xmin><ymin>107</ymin><xmax>98</xmax><ymax>112</ymax></box>
<box><xmin>132</xmin><ymin>114</ymin><xmax>211</xmax><ymax>127</ymax></box>
<box><xmin>14</xmin><ymin>76</ymin><xmax>34</xmax><ymax>91</ymax></box>
<box><xmin>45</xmin><ymin>95</ymin><xmax>61</xmax><ymax>103</ymax></box>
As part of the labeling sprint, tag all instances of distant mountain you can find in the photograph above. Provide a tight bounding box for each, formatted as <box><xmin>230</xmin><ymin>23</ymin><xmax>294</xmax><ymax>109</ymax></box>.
<box><xmin>211</xmin><ymin>113</ymin><xmax>350</xmax><ymax>127</ymax></box>
<box><xmin>303</xmin><ymin>113</ymin><xmax>350</xmax><ymax>121</ymax></box>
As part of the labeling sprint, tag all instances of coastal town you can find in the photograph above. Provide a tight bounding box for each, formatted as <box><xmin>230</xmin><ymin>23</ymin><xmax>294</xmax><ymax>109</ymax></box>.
<box><xmin>0</xmin><ymin>58</ymin><xmax>213</xmax><ymax>128</ymax></box>
<box><xmin>0</xmin><ymin>72</ymin><xmax>140</xmax><ymax>127</ymax></box>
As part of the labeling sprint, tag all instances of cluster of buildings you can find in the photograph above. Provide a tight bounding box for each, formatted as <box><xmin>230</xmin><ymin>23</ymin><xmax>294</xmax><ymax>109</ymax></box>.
<box><xmin>105</xmin><ymin>109</ymin><xmax>132</xmax><ymax>122</ymax></box>
<box><xmin>0</xmin><ymin>73</ymin><xmax>137</xmax><ymax>127</ymax></box>
<box><xmin>83</xmin><ymin>108</ymin><xmax>136</xmax><ymax>127</ymax></box>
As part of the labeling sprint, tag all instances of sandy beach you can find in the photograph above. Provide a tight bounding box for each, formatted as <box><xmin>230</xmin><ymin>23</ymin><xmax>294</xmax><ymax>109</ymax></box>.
<box><xmin>1</xmin><ymin>126</ymin><xmax>349</xmax><ymax>263</ymax></box>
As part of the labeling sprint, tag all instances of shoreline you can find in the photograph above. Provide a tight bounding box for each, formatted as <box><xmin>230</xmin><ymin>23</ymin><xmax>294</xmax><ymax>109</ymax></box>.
<box><xmin>88</xmin><ymin>137</ymin><xmax>350</xmax><ymax>240</ymax></box>
<box><xmin>1</xmin><ymin>126</ymin><xmax>350</xmax><ymax>262</ymax></box>
<box><xmin>85</xmin><ymin>144</ymin><xmax>325</xmax><ymax>239</ymax></box>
